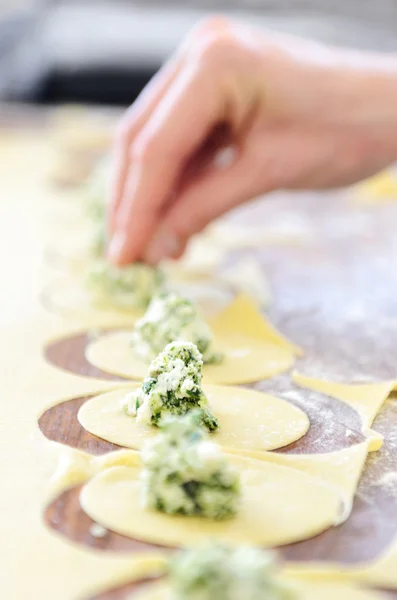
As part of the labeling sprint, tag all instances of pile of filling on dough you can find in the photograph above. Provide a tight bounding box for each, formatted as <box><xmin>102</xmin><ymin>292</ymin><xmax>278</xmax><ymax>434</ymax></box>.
<box><xmin>131</xmin><ymin>291</ymin><xmax>223</xmax><ymax>363</ymax></box>
<box><xmin>141</xmin><ymin>412</ymin><xmax>240</xmax><ymax>519</ymax></box>
<box><xmin>121</xmin><ymin>341</ymin><xmax>218</xmax><ymax>431</ymax></box>
<box><xmin>169</xmin><ymin>543</ymin><xmax>296</xmax><ymax>600</ymax></box>
<box><xmin>86</xmin><ymin>260</ymin><xmax>164</xmax><ymax>309</ymax></box>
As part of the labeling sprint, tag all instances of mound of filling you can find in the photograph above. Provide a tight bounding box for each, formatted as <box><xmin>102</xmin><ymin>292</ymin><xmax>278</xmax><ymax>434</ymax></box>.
<box><xmin>122</xmin><ymin>341</ymin><xmax>218</xmax><ymax>431</ymax></box>
<box><xmin>169</xmin><ymin>544</ymin><xmax>297</xmax><ymax>600</ymax></box>
<box><xmin>141</xmin><ymin>412</ymin><xmax>240</xmax><ymax>519</ymax></box>
<box><xmin>86</xmin><ymin>261</ymin><xmax>164</xmax><ymax>308</ymax></box>
<box><xmin>131</xmin><ymin>292</ymin><xmax>223</xmax><ymax>363</ymax></box>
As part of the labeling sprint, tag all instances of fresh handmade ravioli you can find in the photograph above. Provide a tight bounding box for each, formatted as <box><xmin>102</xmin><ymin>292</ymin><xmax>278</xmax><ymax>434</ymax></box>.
<box><xmin>85</xmin><ymin>295</ymin><xmax>302</xmax><ymax>384</ymax></box>
<box><xmin>78</xmin><ymin>383</ymin><xmax>309</xmax><ymax>454</ymax></box>
<box><xmin>80</xmin><ymin>453</ymin><xmax>341</xmax><ymax>548</ymax></box>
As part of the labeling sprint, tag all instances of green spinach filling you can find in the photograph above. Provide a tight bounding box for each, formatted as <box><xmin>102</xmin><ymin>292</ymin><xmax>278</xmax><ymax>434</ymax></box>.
<box><xmin>141</xmin><ymin>412</ymin><xmax>240</xmax><ymax>519</ymax></box>
<box><xmin>131</xmin><ymin>291</ymin><xmax>223</xmax><ymax>364</ymax></box>
<box><xmin>86</xmin><ymin>260</ymin><xmax>164</xmax><ymax>308</ymax></box>
<box><xmin>122</xmin><ymin>341</ymin><xmax>218</xmax><ymax>432</ymax></box>
<box><xmin>169</xmin><ymin>544</ymin><xmax>298</xmax><ymax>600</ymax></box>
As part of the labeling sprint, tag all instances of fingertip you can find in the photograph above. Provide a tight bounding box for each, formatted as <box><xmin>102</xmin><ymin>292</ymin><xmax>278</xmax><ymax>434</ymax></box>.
<box><xmin>107</xmin><ymin>230</ymin><xmax>129</xmax><ymax>265</ymax></box>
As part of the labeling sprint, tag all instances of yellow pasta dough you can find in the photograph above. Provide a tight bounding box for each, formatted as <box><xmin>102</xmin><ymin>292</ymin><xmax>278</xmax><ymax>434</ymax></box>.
<box><xmin>80</xmin><ymin>455</ymin><xmax>341</xmax><ymax>548</ymax></box>
<box><xmin>44</xmin><ymin>277</ymin><xmax>232</xmax><ymax>321</ymax></box>
<box><xmin>43</xmin><ymin>276</ymin><xmax>144</xmax><ymax>320</ymax></box>
<box><xmin>85</xmin><ymin>295</ymin><xmax>302</xmax><ymax>384</ymax></box>
<box><xmin>355</xmin><ymin>170</ymin><xmax>397</xmax><ymax>204</ymax></box>
<box><xmin>293</xmin><ymin>373</ymin><xmax>396</xmax><ymax>451</ymax></box>
<box><xmin>4</xmin><ymin>133</ymin><xmax>397</xmax><ymax>600</ymax></box>
<box><xmin>77</xmin><ymin>384</ymin><xmax>310</xmax><ymax>453</ymax></box>
<box><xmin>125</xmin><ymin>579</ymin><xmax>387</xmax><ymax>600</ymax></box>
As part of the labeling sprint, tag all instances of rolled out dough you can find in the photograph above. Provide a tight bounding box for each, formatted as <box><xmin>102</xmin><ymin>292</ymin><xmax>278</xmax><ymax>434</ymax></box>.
<box><xmin>128</xmin><ymin>578</ymin><xmax>387</xmax><ymax>600</ymax></box>
<box><xmin>77</xmin><ymin>384</ymin><xmax>310</xmax><ymax>454</ymax></box>
<box><xmin>80</xmin><ymin>455</ymin><xmax>341</xmax><ymax>548</ymax></box>
<box><xmin>43</xmin><ymin>277</ymin><xmax>143</xmax><ymax>321</ymax></box>
<box><xmin>85</xmin><ymin>295</ymin><xmax>302</xmax><ymax>385</ymax></box>
<box><xmin>293</xmin><ymin>373</ymin><xmax>396</xmax><ymax>451</ymax></box>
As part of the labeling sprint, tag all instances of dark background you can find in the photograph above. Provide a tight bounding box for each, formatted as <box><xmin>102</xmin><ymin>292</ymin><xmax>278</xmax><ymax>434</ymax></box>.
<box><xmin>2</xmin><ymin>0</ymin><xmax>397</xmax><ymax>106</ymax></box>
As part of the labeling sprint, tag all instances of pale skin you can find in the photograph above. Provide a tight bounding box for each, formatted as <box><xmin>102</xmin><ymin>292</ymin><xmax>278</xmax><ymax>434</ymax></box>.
<box><xmin>108</xmin><ymin>17</ymin><xmax>397</xmax><ymax>266</ymax></box>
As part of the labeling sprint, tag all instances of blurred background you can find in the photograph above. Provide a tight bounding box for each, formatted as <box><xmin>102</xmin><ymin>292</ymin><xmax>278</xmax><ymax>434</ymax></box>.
<box><xmin>2</xmin><ymin>0</ymin><xmax>397</xmax><ymax>107</ymax></box>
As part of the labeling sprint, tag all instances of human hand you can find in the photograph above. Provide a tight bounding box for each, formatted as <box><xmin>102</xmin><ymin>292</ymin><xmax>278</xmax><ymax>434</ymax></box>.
<box><xmin>108</xmin><ymin>17</ymin><xmax>397</xmax><ymax>265</ymax></box>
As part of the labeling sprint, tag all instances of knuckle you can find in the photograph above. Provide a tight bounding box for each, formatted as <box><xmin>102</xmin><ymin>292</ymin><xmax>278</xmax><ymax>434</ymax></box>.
<box><xmin>191</xmin><ymin>15</ymin><xmax>232</xmax><ymax>38</ymax></box>
<box><xmin>194</xmin><ymin>32</ymin><xmax>238</xmax><ymax>69</ymax></box>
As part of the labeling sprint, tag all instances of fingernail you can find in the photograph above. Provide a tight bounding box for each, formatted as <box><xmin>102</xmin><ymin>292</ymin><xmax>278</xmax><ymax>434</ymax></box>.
<box><xmin>145</xmin><ymin>230</ymin><xmax>180</xmax><ymax>264</ymax></box>
<box><xmin>107</xmin><ymin>230</ymin><xmax>127</xmax><ymax>263</ymax></box>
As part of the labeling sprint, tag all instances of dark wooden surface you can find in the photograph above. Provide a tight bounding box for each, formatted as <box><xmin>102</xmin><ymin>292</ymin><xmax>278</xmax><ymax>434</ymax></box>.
<box><xmin>17</xmin><ymin>103</ymin><xmax>395</xmax><ymax>598</ymax></box>
<box><xmin>44</xmin><ymin>331</ymin><xmax>126</xmax><ymax>382</ymax></box>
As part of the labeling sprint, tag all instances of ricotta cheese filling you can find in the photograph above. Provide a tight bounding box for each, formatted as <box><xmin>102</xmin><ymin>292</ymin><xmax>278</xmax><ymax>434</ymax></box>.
<box><xmin>85</xmin><ymin>260</ymin><xmax>164</xmax><ymax>308</ymax></box>
<box><xmin>131</xmin><ymin>292</ymin><xmax>223</xmax><ymax>363</ymax></box>
<box><xmin>140</xmin><ymin>412</ymin><xmax>240</xmax><ymax>519</ymax></box>
<box><xmin>169</xmin><ymin>544</ymin><xmax>297</xmax><ymax>600</ymax></box>
<box><xmin>122</xmin><ymin>341</ymin><xmax>218</xmax><ymax>432</ymax></box>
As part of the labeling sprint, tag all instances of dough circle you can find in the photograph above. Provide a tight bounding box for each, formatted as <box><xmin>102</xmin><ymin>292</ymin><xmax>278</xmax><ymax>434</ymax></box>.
<box><xmin>44</xmin><ymin>278</ymin><xmax>230</xmax><ymax>320</ymax></box>
<box><xmin>78</xmin><ymin>385</ymin><xmax>310</xmax><ymax>453</ymax></box>
<box><xmin>85</xmin><ymin>330</ymin><xmax>296</xmax><ymax>384</ymax></box>
<box><xmin>80</xmin><ymin>456</ymin><xmax>341</xmax><ymax>548</ymax></box>
<box><xmin>132</xmin><ymin>580</ymin><xmax>384</xmax><ymax>600</ymax></box>
<box><xmin>43</xmin><ymin>278</ymin><xmax>143</xmax><ymax>319</ymax></box>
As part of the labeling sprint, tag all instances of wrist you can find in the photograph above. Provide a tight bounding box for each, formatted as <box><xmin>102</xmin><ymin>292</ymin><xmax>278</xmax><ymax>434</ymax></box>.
<box><xmin>336</xmin><ymin>53</ymin><xmax>397</xmax><ymax>130</ymax></box>
<box><xmin>261</xmin><ymin>35</ymin><xmax>397</xmax><ymax>132</ymax></box>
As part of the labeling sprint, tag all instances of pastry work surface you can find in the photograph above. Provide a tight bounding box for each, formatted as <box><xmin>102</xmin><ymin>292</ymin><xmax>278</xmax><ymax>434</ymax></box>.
<box><xmin>2</xmin><ymin>107</ymin><xmax>397</xmax><ymax>599</ymax></box>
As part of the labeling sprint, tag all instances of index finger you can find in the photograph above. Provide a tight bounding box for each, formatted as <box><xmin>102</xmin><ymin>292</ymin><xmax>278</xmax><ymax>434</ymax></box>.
<box><xmin>108</xmin><ymin>56</ymin><xmax>182</xmax><ymax>236</ymax></box>
<box><xmin>108</xmin><ymin>61</ymin><xmax>223</xmax><ymax>265</ymax></box>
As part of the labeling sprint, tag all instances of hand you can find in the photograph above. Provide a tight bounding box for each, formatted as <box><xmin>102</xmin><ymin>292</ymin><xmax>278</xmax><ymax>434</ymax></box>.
<box><xmin>108</xmin><ymin>17</ymin><xmax>397</xmax><ymax>265</ymax></box>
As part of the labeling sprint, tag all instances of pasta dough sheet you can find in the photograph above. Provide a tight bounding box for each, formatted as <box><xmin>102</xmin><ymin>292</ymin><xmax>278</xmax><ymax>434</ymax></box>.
<box><xmin>44</xmin><ymin>277</ymin><xmax>232</xmax><ymax>320</ymax></box>
<box><xmin>293</xmin><ymin>374</ymin><xmax>396</xmax><ymax>451</ymax></box>
<box><xmin>256</xmin><ymin>442</ymin><xmax>369</xmax><ymax>524</ymax></box>
<box><xmin>355</xmin><ymin>170</ymin><xmax>397</xmax><ymax>204</ymax></box>
<box><xmin>43</xmin><ymin>277</ymin><xmax>144</xmax><ymax>321</ymax></box>
<box><xmin>80</xmin><ymin>455</ymin><xmax>341</xmax><ymax>548</ymax></box>
<box><xmin>126</xmin><ymin>578</ymin><xmax>387</xmax><ymax>600</ymax></box>
<box><xmin>78</xmin><ymin>384</ymin><xmax>310</xmax><ymax>453</ymax></box>
<box><xmin>85</xmin><ymin>295</ymin><xmax>302</xmax><ymax>385</ymax></box>
<box><xmin>4</xmin><ymin>133</ymin><xmax>397</xmax><ymax>600</ymax></box>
